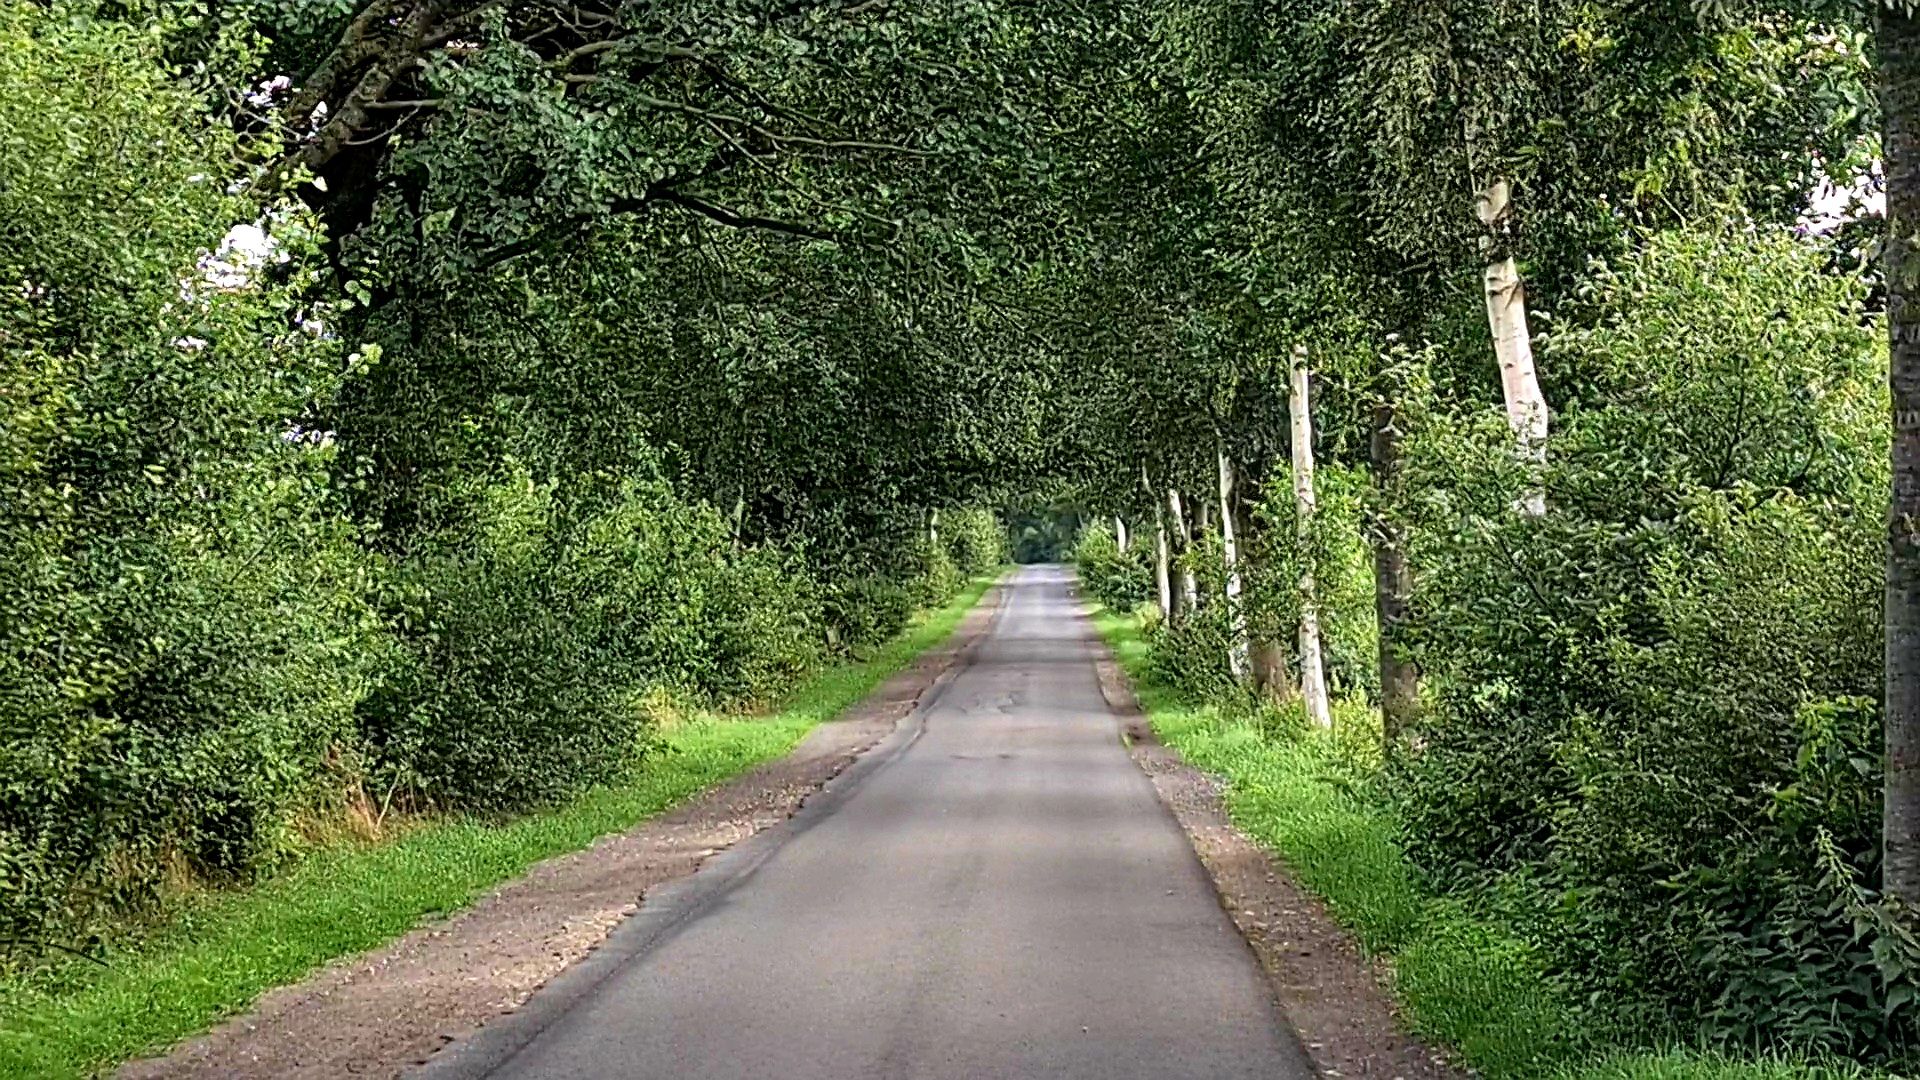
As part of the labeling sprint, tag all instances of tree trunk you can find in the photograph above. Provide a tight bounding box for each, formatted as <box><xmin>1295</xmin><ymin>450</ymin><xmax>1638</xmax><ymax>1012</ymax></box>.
<box><xmin>1195</xmin><ymin>499</ymin><xmax>1211</xmax><ymax>610</ymax></box>
<box><xmin>1252</xmin><ymin>639</ymin><xmax>1294</xmax><ymax>703</ymax></box>
<box><xmin>1477</xmin><ymin>179</ymin><xmax>1549</xmax><ymax>517</ymax></box>
<box><xmin>1166</xmin><ymin>487</ymin><xmax>1198</xmax><ymax>620</ymax></box>
<box><xmin>1218</xmin><ymin>449</ymin><xmax>1250</xmax><ymax>682</ymax></box>
<box><xmin>1371</xmin><ymin>399</ymin><xmax>1419</xmax><ymax>742</ymax></box>
<box><xmin>929</xmin><ymin>507</ymin><xmax>939</xmax><ymax>547</ymax></box>
<box><xmin>1146</xmin><ymin>466</ymin><xmax>1173</xmax><ymax>618</ymax></box>
<box><xmin>1291</xmin><ymin>345</ymin><xmax>1332</xmax><ymax>729</ymax></box>
<box><xmin>1884</xmin><ymin>0</ymin><xmax>1920</xmax><ymax>914</ymax></box>
<box><xmin>1114</xmin><ymin>515</ymin><xmax>1129</xmax><ymax>550</ymax></box>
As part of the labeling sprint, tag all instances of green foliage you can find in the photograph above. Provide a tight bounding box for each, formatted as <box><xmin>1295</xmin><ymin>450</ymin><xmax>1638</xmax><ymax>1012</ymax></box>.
<box><xmin>0</xmin><ymin>2</ymin><xmax>1031</xmax><ymax>964</ymax></box>
<box><xmin>1245</xmin><ymin>465</ymin><xmax>1380</xmax><ymax>699</ymax></box>
<box><xmin>1070</xmin><ymin>521</ymin><xmax>1152</xmax><ymax>611</ymax></box>
<box><xmin>362</xmin><ymin>471</ymin><xmax>824</xmax><ymax>812</ymax></box>
<box><xmin>0</xmin><ymin>7</ymin><xmax>380</xmax><ymax>951</ymax></box>
<box><xmin>1093</xmin><ymin>607</ymin><xmax>1585</xmax><ymax>1076</ymax></box>
<box><xmin>1006</xmin><ymin>504</ymin><xmax>1081</xmax><ymax>564</ymax></box>
<box><xmin>1397</xmin><ymin>225</ymin><xmax>1909</xmax><ymax>1061</ymax></box>
<box><xmin>1095</xmin><ymin>606</ymin><xmax>1883</xmax><ymax>1080</ymax></box>
<box><xmin>0</xmin><ymin>570</ymin><xmax>998</xmax><ymax>1079</ymax></box>
<box><xmin>941</xmin><ymin>507</ymin><xmax>1008</xmax><ymax>577</ymax></box>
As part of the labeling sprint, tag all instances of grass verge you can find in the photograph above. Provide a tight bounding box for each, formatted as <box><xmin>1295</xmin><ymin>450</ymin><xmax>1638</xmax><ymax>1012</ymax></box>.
<box><xmin>0</xmin><ymin>571</ymin><xmax>1004</xmax><ymax>1080</ymax></box>
<box><xmin>1089</xmin><ymin>604</ymin><xmax>1873</xmax><ymax>1080</ymax></box>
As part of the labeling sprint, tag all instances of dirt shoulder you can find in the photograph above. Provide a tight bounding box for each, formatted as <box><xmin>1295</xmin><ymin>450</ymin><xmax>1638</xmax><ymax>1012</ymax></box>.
<box><xmin>122</xmin><ymin>585</ymin><xmax>1005</xmax><ymax>1080</ymax></box>
<box><xmin>1087</xmin><ymin>632</ymin><xmax>1461</xmax><ymax>1080</ymax></box>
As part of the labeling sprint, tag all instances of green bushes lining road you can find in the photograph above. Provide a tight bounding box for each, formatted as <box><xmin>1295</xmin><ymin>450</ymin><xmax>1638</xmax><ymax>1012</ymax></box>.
<box><xmin>0</xmin><ymin>7</ymin><xmax>1018</xmax><ymax>968</ymax></box>
<box><xmin>0</xmin><ymin>573</ymin><xmax>1001</xmax><ymax>1080</ymax></box>
<box><xmin>1089</xmin><ymin>605</ymin><xmax>1880</xmax><ymax>1080</ymax></box>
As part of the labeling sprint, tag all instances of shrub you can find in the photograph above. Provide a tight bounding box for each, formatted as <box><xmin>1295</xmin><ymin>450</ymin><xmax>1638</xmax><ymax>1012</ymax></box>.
<box><xmin>1395</xmin><ymin>225</ymin><xmax>1911</xmax><ymax>1060</ymax></box>
<box><xmin>942</xmin><ymin>507</ymin><xmax>1007</xmax><ymax>576</ymax></box>
<box><xmin>1071</xmin><ymin>521</ymin><xmax>1152</xmax><ymax>611</ymax></box>
<box><xmin>0</xmin><ymin>7</ymin><xmax>380</xmax><ymax>951</ymax></box>
<box><xmin>361</xmin><ymin>472</ymin><xmax>823</xmax><ymax>812</ymax></box>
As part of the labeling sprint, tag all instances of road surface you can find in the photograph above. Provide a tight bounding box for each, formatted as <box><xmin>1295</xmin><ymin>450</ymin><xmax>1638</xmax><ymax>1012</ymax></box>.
<box><xmin>421</xmin><ymin>565</ymin><xmax>1314</xmax><ymax>1080</ymax></box>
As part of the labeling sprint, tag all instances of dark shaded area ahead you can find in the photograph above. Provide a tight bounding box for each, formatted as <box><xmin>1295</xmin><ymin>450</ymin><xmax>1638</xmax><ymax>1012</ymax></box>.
<box><xmin>422</xmin><ymin>566</ymin><xmax>1313</xmax><ymax>1080</ymax></box>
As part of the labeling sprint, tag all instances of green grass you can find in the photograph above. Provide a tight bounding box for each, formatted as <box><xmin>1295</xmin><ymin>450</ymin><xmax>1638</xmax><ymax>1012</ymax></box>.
<box><xmin>1089</xmin><ymin>605</ymin><xmax>1876</xmax><ymax>1080</ymax></box>
<box><xmin>0</xmin><ymin>571</ymin><xmax>1003</xmax><ymax>1080</ymax></box>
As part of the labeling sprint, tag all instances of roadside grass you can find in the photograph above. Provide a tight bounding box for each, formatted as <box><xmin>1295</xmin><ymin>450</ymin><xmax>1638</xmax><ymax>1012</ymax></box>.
<box><xmin>0</xmin><ymin>571</ymin><xmax>1004</xmax><ymax>1080</ymax></box>
<box><xmin>1089</xmin><ymin>604</ymin><xmax>1878</xmax><ymax>1080</ymax></box>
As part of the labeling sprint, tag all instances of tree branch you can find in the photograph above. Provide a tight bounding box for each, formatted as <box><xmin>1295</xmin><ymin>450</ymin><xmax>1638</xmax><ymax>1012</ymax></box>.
<box><xmin>654</xmin><ymin>190</ymin><xmax>841</xmax><ymax>242</ymax></box>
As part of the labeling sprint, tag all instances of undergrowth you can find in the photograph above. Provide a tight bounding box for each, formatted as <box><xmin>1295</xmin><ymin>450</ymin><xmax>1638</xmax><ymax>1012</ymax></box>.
<box><xmin>1089</xmin><ymin>604</ymin><xmax>1885</xmax><ymax>1080</ymax></box>
<box><xmin>0</xmin><ymin>572</ymin><xmax>1001</xmax><ymax>1080</ymax></box>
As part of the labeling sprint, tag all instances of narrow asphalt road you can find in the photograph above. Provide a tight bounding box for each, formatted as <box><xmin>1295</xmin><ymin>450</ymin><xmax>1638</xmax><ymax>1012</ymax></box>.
<box><xmin>421</xmin><ymin>565</ymin><xmax>1315</xmax><ymax>1080</ymax></box>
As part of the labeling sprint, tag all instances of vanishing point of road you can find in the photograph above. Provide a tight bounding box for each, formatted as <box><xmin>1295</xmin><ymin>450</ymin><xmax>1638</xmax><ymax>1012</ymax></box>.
<box><xmin>420</xmin><ymin>565</ymin><xmax>1316</xmax><ymax>1080</ymax></box>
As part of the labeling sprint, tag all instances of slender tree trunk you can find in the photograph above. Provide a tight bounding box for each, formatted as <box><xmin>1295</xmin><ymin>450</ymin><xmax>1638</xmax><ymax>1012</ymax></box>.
<box><xmin>1114</xmin><ymin>515</ymin><xmax>1129</xmax><ymax>550</ymax></box>
<box><xmin>1477</xmin><ymin>179</ymin><xmax>1549</xmax><ymax>517</ymax></box>
<box><xmin>1146</xmin><ymin>466</ymin><xmax>1173</xmax><ymax>619</ymax></box>
<box><xmin>929</xmin><ymin>507</ymin><xmax>939</xmax><ymax>547</ymax></box>
<box><xmin>731</xmin><ymin>493</ymin><xmax>747</xmax><ymax>552</ymax></box>
<box><xmin>1195</xmin><ymin>499</ymin><xmax>1211</xmax><ymax>610</ymax></box>
<box><xmin>1371</xmin><ymin>400</ymin><xmax>1419</xmax><ymax>742</ymax></box>
<box><xmin>1291</xmin><ymin>345</ymin><xmax>1332</xmax><ymax>729</ymax></box>
<box><xmin>1218</xmin><ymin>449</ymin><xmax>1250</xmax><ymax>682</ymax></box>
<box><xmin>1884</xmin><ymin>1</ymin><xmax>1920</xmax><ymax>913</ymax></box>
<box><xmin>1166</xmin><ymin>488</ymin><xmax>1198</xmax><ymax>620</ymax></box>
<box><xmin>1252</xmin><ymin>640</ymin><xmax>1295</xmax><ymax>703</ymax></box>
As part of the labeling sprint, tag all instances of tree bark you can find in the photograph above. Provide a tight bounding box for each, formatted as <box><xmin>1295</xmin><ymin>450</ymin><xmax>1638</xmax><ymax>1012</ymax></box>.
<box><xmin>1477</xmin><ymin>180</ymin><xmax>1549</xmax><ymax>517</ymax></box>
<box><xmin>1371</xmin><ymin>399</ymin><xmax>1419</xmax><ymax>742</ymax></box>
<box><xmin>1146</xmin><ymin>466</ymin><xmax>1173</xmax><ymax>619</ymax></box>
<box><xmin>1884</xmin><ymin>0</ymin><xmax>1920</xmax><ymax>914</ymax></box>
<box><xmin>1166</xmin><ymin>488</ymin><xmax>1198</xmax><ymax>620</ymax></box>
<box><xmin>1252</xmin><ymin>639</ymin><xmax>1295</xmax><ymax>703</ymax></box>
<box><xmin>1195</xmin><ymin>499</ymin><xmax>1211</xmax><ymax>610</ymax></box>
<box><xmin>1218</xmin><ymin>449</ymin><xmax>1250</xmax><ymax>682</ymax></box>
<box><xmin>1114</xmin><ymin>515</ymin><xmax>1130</xmax><ymax>550</ymax></box>
<box><xmin>1291</xmin><ymin>345</ymin><xmax>1332</xmax><ymax>729</ymax></box>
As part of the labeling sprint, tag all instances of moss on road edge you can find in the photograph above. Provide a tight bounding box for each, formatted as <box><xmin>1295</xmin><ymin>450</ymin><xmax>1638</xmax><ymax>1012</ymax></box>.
<box><xmin>0</xmin><ymin>571</ymin><xmax>1005</xmax><ymax>1080</ymax></box>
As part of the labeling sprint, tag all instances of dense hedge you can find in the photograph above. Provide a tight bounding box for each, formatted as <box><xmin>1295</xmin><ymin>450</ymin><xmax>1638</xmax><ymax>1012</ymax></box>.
<box><xmin>0</xmin><ymin>12</ymin><xmax>1004</xmax><ymax>963</ymax></box>
<box><xmin>1121</xmin><ymin>225</ymin><xmax>1917</xmax><ymax>1066</ymax></box>
<box><xmin>1396</xmin><ymin>227</ymin><xmax>1909</xmax><ymax>1060</ymax></box>
<box><xmin>0</xmin><ymin>11</ymin><xmax>381</xmax><ymax>951</ymax></box>
<box><xmin>1070</xmin><ymin>522</ymin><xmax>1152</xmax><ymax>611</ymax></box>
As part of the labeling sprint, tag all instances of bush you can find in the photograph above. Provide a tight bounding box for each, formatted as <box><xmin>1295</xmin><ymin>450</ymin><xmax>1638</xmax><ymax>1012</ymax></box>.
<box><xmin>361</xmin><ymin>472</ymin><xmax>823</xmax><ymax>812</ymax></box>
<box><xmin>0</xmin><ymin>8</ymin><xmax>380</xmax><ymax>950</ymax></box>
<box><xmin>1243</xmin><ymin>464</ymin><xmax>1380</xmax><ymax>701</ymax></box>
<box><xmin>1395</xmin><ymin>225</ymin><xmax>1911</xmax><ymax>1060</ymax></box>
<box><xmin>1071</xmin><ymin>521</ymin><xmax>1152</xmax><ymax>611</ymax></box>
<box><xmin>942</xmin><ymin>506</ymin><xmax>1007</xmax><ymax>576</ymax></box>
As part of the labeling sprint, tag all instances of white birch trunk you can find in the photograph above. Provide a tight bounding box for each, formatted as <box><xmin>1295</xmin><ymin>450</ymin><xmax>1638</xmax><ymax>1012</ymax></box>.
<box><xmin>1113</xmin><ymin>515</ymin><xmax>1129</xmax><ymax>551</ymax></box>
<box><xmin>1146</xmin><ymin>465</ymin><xmax>1172</xmax><ymax>618</ymax></box>
<box><xmin>1290</xmin><ymin>345</ymin><xmax>1332</xmax><ymax>729</ymax></box>
<box><xmin>1166</xmin><ymin>488</ymin><xmax>1198</xmax><ymax>614</ymax></box>
<box><xmin>1477</xmin><ymin>180</ymin><xmax>1549</xmax><ymax>517</ymax></box>
<box><xmin>1217</xmin><ymin>449</ymin><xmax>1250</xmax><ymax>682</ymax></box>
<box><xmin>929</xmin><ymin>507</ymin><xmax>939</xmax><ymax>547</ymax></box>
